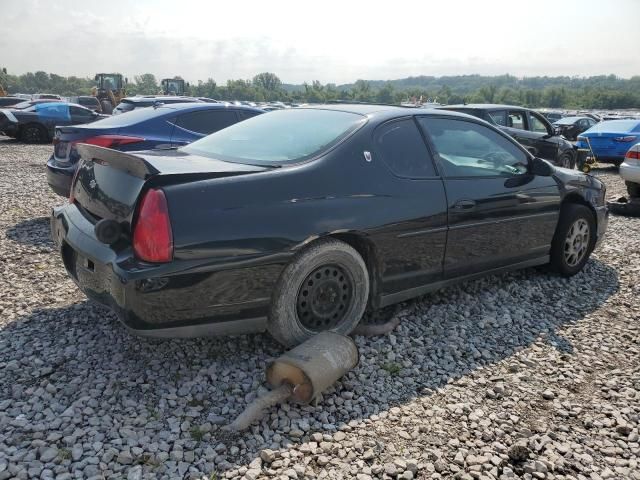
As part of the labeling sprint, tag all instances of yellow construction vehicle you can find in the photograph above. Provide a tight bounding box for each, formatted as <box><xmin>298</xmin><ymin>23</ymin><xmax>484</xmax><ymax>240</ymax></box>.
<box><xmin>160</xmin><ymin>78</ymin><xmax>187</xmax><ymax>96</ymax></box>
<box><xmin>92</xmin><ymin>73</ymin><xmax>127</xmax><ymax>114</ymax></box>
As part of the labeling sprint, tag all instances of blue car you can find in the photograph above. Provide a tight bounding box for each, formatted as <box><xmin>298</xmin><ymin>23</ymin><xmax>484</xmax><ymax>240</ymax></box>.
<box><xmin>46</xmin><ymin>103</ymin><xmax>263</xmax><ymax>196</ymax></box>
<box><xmin>576</xmin><ymin>119</ymin><xmax>640</xmax><ymax>166</ymax></box>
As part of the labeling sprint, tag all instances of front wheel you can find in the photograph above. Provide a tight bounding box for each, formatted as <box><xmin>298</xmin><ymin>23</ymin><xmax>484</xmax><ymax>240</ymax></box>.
<box><xmin>550</xmin><ymin>204</ymin><xmax>596</xmax><ymax>276</ymax></box>
<box><xmin>268</xmin><ymin>239</ymin><xmax>369</xmax><ymax>347</ymax></box>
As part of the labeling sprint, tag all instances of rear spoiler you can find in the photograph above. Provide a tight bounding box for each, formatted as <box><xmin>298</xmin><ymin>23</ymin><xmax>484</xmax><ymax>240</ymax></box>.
<box><xmin>77</xmin><ymin>144</ymin><xmax>156</xmax><ymax>179</ymax></box>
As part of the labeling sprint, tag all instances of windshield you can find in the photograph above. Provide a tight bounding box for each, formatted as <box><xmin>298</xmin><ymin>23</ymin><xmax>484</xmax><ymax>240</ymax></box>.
<box><xmin>181</xmin><ymin>108</ymin><xmax>366</xmax><ymax>165</ymax></box>
<box><xmin>585</xmin><ymin>120</ymin><xmax>640</xmax><ymax>134</ymax></box>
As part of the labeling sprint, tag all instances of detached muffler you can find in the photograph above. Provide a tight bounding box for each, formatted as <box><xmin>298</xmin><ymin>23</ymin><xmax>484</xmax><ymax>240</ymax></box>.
<box><xmin>225</xmin><ymin>332</ymin><xmax>359</xmax><ymax>431</ymax></box>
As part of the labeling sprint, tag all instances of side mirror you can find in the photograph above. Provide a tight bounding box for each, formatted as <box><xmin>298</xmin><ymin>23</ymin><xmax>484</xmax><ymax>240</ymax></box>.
<box><xmin>530</xmin><ymin>157</ymin><xmax>554</xmax><ymax>176</ymax></box>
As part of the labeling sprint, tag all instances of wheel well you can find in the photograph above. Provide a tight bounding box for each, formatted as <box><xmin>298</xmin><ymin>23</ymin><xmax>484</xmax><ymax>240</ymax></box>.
<box><xmin>327</xmin><ymin>233</ymin><xmax>381</xmax><ymax>309</ymax></box>
<box><xmin>561</xmin><ymin>193</ymin><xmax>596</xmax><ymax>222</ymax></box>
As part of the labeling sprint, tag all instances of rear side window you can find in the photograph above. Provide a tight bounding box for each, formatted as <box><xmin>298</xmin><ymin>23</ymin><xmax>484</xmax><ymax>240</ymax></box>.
<box><xmin>175</xmin><ymin>110</ymin><xmax>238</xmax><ymax>135</ymax></box>
<box><xmin>374</xmin><ymin>118</ymin><xmax>436</xmax><ymax>178</ymax></box>
<box><xmin>528</xmin><ymin>112</ymin><xmax>549</xmax><ymax>133</ymax></box>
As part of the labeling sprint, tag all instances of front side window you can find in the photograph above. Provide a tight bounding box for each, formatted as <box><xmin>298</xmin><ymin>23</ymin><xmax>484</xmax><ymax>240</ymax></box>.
<box><xmin>36</xmin><ymin>103</ymin><xmax>70</xmax><ymax>121</ymax></box>
<box><xmin>529</xmin><ymin>112</ymin><xmax>549</xmax><ymax>134</ymax></box>
<box><xmin>419</xmin><ymin>117</ymin><xmax>529</xmax><ymax>177</ymax></box>
<box><xmin>487</xmin><ymin>110</ymin><xmax>507</xmax><ymax>126</ymax></box>
<box><xmin>507</xmin><ymin>111</ymin><xmax>526</xmax><ymax>130</ymax></box>
<box><xmin>175</xmin><ymin>110</ymin><xmax>238</xmax><ymax>135</ymax></box>
<box><xmin>182</xmin><ymin>108</ymin><xmax>365</xmax><ymax>165</ymax></box>
<box><xmin>374</xmin><ymin>118</ymin><xmax>436</xmax><ymax>178</ymax></box>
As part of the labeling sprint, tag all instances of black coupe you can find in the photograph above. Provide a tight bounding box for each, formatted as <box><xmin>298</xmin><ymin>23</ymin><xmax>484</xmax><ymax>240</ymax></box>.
<box><xmin>51</xmin><ymin>105</ymin><xmax>608</xmax><ymax>346</ymax></box>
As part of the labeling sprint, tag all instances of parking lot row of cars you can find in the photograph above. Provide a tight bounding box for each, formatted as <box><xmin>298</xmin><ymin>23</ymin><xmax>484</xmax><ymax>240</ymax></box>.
<box><xmin>1</xmin><ymin>93</ymin><xmax>639</xmax><ymax>198</ymax></box>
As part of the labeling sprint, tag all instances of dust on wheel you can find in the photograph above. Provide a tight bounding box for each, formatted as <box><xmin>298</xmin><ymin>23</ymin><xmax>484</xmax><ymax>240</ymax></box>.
<box><xmin>268</xmin><ymin>238</ymin><xmax>369</xmax><ymax>346</ymax></box>
<box><xmin>296</xmin><ymin>264</ymin><xmax>354</xmax><ymax>331</ymax></box>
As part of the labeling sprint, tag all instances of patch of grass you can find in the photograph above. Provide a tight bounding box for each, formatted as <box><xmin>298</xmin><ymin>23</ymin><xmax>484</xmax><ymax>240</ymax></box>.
<box><xmin>209</xmin><ymin>473</ymin><xmax>218</xmax><ymax>480</ymax></box>
<box><xmin>190</xmin><ymin>426</ymin><xmax>205</xmax><ymax>442</ymax></box>
<box><xmin>381</xmin><ymin>362</ymin><xmax>402</xmax><ymax>376</ymax></box>
<box><xmin>57</xmin><ymin>448</ymin><xmax>72</xmax><ymax>461</ymax></box>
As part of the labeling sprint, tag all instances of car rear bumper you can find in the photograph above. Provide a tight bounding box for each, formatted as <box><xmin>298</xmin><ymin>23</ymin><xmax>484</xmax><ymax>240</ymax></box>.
<box><xmin>46</xmin><ymin>156</ymin><xmax>75</xmax><ymax>197</ymax></box>
<box><xmin>620</xmin><ymin>162</ymin><xmax>640</xmax><ymax>184</ymax></box>
<box><xmin>51</xmin><ymin>204</ymin><xmax>284</xmax><ymax>338</ymax></box>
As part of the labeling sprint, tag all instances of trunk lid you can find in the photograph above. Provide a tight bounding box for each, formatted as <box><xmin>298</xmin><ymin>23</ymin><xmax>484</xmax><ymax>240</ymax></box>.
<box><xmin>71</xmin><ymin>145</ymin><xmax>267</xmax><ymax>224</ymax></box>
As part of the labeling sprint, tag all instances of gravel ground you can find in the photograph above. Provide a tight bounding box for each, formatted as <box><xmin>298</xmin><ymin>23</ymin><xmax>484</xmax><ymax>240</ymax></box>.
<box><xmin>0</xmin><ymin>136</ymin><xmax>638</xmax><ymax>480</ymax></box>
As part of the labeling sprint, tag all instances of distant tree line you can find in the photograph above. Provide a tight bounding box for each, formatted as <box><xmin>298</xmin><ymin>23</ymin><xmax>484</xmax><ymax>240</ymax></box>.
<box><xmin>1</xmin><ymin>69</ymin><xmax>639</xmax><ymax>109</ymax></box>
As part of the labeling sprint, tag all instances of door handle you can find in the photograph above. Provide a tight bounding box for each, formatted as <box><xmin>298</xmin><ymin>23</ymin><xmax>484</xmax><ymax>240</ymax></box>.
<box><xmin>453</xmin><ymin>199</ymin><xmax>476</xmax><ymax>210</ymax></box>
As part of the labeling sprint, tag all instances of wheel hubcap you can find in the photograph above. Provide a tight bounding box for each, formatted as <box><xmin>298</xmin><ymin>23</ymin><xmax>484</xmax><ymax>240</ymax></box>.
<box><xmin>296</xmin><ymin>264</ymin><xmax>354</xmax><ymax>331</ymax></box>
<box><xmin>26</xmin><ymin>128</ymin><xmax>39</xmax><ymax>142</ymax></box>
<box><xmin>564</xmin><ymin>218</ymin><xmax>590</xmax><ymax>267</ymax></box>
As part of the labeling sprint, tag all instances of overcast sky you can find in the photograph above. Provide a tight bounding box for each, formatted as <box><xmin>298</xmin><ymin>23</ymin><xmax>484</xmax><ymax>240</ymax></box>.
<box><xmin>2</xmin><ymin>0</ymin><xmax>639</xmax><ymax>84</ymax></box>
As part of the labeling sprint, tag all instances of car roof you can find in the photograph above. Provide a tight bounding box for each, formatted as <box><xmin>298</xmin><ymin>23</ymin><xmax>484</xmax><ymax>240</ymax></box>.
<box><xmin>440</xmin><ymin>104</ymin><xmax>530</xmax><ymax>111</ymax></box>
<box><xmin>123</xmin><ymin>96</ymin><xmax>200</xmax><ymax>103</ymax></box>
<box><xmin>148</xmin><ymin>102</ymin><xmax>263</xmax><ymax>112</ymax></box>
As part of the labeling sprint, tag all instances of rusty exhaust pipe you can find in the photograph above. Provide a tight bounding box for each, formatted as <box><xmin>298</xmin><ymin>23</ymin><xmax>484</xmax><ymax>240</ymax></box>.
<box><xmin>225</xmin><ymin>332</ymin><xmax>359</xmax><ymax>431</ymax></box>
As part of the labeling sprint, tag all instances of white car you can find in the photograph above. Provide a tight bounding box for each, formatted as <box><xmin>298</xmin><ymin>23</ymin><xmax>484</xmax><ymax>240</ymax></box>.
<box><xmin>620</xmin><ymin>143</ymin><xmax>640</xmax><ymax>197</ymax></box>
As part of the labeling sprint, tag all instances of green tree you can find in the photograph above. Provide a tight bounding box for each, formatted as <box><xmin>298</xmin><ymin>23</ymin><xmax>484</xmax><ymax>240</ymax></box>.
<box><xmin>132</xmin><ymin>74</ymin><xmax>159</xmax><ymax>95</ymax></box>
<box><xmin>252</xmin><ymin>72</ymin><xmax>282</xmax><ymax>91</ymax></box>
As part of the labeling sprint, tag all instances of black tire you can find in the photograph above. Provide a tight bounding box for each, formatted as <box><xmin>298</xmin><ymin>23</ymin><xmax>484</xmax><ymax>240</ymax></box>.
<box><xmin>626</xmin><ymin>181</ymin><xmax>640</xmax><ymax>199</ymax></box>
<box><xmin>558</xmin><ymin>152</ymin><xmax>575</xmax><ymax>170</ymax></box>
<box><xmin>268</xmin><ymin>238</ymin><xmax>369</xmax><ymax>347</ymax></box>
<box><xmin>100</xmin><ymin>100</ymin><xmax>113</xmax><ymax>115</ymax></box>
<box><xmin>550</xmin><ymin>204</ymin><xmax>596</xmax><ymax>277</ymax></box>
<box><xmin>21</xmin><ymin>123</ymin><xmax>47</xmax><ymax>144</ymax></box>
<box><xmin>613</xmin><ymin>159</ymin><xmax>624</xmax><ymax>167</ymax></box>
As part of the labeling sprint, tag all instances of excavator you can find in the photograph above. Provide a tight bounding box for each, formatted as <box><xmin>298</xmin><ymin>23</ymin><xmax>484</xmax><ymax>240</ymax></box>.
<box><xmin>160</xmin><ymin>78</ymin><xmax>188</xmax><ymax>96</ymax></box>
<box><xmin>92</xmin><ymin>73</ymin><xmax>127</xmax><ymax>114</ymax></box>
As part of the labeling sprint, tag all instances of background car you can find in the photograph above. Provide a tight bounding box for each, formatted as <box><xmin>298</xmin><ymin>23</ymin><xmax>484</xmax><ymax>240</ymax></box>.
<box><xmin>553</xmin><ymin>116</ymin><xmax>598</xmax><ymax>140</ymax></box>
<box><xmin>67</xmin><ymin>96</ymin><xmax>102</xmax><ymax>113</ymax></box>
<box><xmin>576</xmin><ymin>119</ymin><xmax>640</xmax><ymax>166</ymax></box>
<box><xmin>619</xmin><ymin>143</ymin><xmax>640</xmax><ymax>197</ymax></box>
<box><xmin>46</xmin><ymin>103</ymin><xmax>263</xmax><ymax>196</ymax></box>
<box><xmin>112</xmin><ymin>95</ymin><xmax>203</xmax><ymax>115</ymax></box>
<box><xmin>0</xmin><ymin>97</ymin><xmax>26</xmax><ymax>107</ymax></box>
<box><xmin>438</xmin><ymin>104</ymin><xmax>578</xmax><ymax>168</ymax></box>
<box><xmin>0</xmin><ymin>101</ymin><xmax>105</xmax><ymax>143</ymax></box>
<box><xmin>32</xmin><ymin>93</ymin><xmax>62</xmax><ymax>100</ymax></box>
<box><xmin>51</xmin><ymin>105</ymin><xmax>607</xmax><ymax>347</ymax></box>
<box><xmin>540</xmin><ymin>110</ymin><xmax>565</xmax><ymax>123</ymax></box>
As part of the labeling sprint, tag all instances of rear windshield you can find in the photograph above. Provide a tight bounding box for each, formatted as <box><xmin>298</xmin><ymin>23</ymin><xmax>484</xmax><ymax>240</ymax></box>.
<box><xmin>586</xmin><ymin>120</ymin><xmax>640</xmax><ymax>134</ymax></box>
<box><xmin>89</xmin><ymin>106</ymin><xmax>175</xmax><ymax>127</ymax></box>
<box><xmin>181</xmin><ymin>108</ymin><xmax>366</xmax><ymax>165</ymax></box>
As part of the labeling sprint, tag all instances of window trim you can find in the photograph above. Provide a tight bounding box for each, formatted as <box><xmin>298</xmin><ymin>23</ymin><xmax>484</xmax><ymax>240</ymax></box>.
<box><xmin>417</xmin><ymin>114</ymin><xmax>533</xmax><ymax>180</ymax></box>
<box><xmin>371</xmin><ymin>116</ymin><xmax>441</xmax><ymax>180</ymax></box>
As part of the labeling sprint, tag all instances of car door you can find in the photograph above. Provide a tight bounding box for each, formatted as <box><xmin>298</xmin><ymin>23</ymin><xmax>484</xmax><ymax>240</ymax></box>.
<box><xmin>417</xmin><ymin>115</ymin><xmax>561</xmax><ymax>278</ymax></box>
<box><xmin>526</xmin><ymin>111</ymin><xmax>560</xmax><ymax>161</ymax></box>
<box><xmin>371</xmin><ymin>117</ymin><xmax>448</xmax><ymax>296</ymax></box>
<box><xmin>36</xmin><ymin>103</ymin><xmax>71</xmax><ymax>137</ymax></box>
<box><xmin>171</xmin><ymin>109</ymin><xmax>239</xmax><ymax>146</ymax></box>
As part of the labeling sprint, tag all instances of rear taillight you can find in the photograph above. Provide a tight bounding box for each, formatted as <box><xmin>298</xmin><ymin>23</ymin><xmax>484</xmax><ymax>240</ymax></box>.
<box><xmin>626</xmin><ymin>149</ymin><xmax>640</xmax><ymax>160</ymax></box>
<box><xmin>614</xmin><ymin>136</ymin><xmax>637</xmax><ymax>142</ymax></box>
<box><xmin>76</xmin><ymin>135</ymin><xmax>145</xmax><ymax>149</ymax></box>
<box><xmin>132</xmin><ymin>189</ymin><xmax>173</xmax><ymax>263</ymax></box>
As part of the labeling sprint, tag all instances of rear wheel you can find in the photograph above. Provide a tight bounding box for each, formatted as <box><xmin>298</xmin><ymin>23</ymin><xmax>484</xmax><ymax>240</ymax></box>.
<box><xmin>550</xmin><ymin>204</ymin><xmax>596</xmax><ymax>276</ymax></box>
<box><xmin>268</xmin><ymin>239</ymin><xmax>369</xmax><ymax>347</ymax></box>
<box><xmin>558</xmin><ymin>152</ymin><xmax>575</xmax><ymax>169</ymax></box>
<box><xmin>626</xmin><ymin>181</ymin><xmax>640</xmax><ymax>199</ymax></box>
<box><xmin>21</xmin><ymin>124</ymin><xmax>47</xmax><ymax>144</ymax></box>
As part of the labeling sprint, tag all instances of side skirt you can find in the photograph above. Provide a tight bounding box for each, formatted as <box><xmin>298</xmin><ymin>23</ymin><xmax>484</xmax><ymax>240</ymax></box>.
<box><xmin>379</xmin><ymin>256</ymin><xmax>550</xmax><ymax>308</ymax></box>
<box><xmin>126</xmin><ymin>316</ymin><xmax>268</xmax><ymax>339</ymax></box>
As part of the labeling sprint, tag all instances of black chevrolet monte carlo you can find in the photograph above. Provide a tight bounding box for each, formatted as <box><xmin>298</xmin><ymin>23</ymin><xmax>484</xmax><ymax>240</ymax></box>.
<box><xmin>51</xmin><ymin>104</ymin><xmax>608</xmax><ymax>346</ymax></box>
